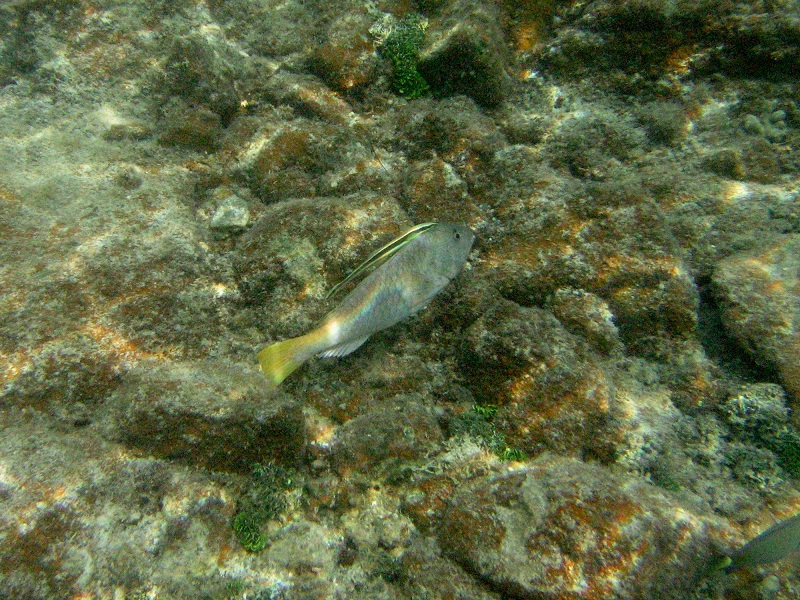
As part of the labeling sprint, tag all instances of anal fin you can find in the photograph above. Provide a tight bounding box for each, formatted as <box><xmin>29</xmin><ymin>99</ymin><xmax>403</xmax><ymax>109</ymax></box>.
<box><xmin>318</xmin><ymin>335</ymin><xmax>370</xmax><ymax>358</ymax></box>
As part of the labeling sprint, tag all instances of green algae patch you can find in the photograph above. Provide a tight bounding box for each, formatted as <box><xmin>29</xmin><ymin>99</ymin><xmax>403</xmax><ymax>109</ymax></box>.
<box><xmin>378</xmin><ymin>14</ymin><xmax>430</xmax><ymax>100</ymax></box>
<box><xmin>232</xmin><ymin>462</ymin><xmax>297</xmax><ymax>553</ymax></box>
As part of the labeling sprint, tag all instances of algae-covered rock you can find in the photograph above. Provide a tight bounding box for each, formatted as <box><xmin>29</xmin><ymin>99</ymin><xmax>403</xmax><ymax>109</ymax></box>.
<box><xmin>102</xmin><ymin>358</ymin><xmax>306</xmax><ymax>473</ymax></box>
<box><xmin>309</xmin><ymin>9</ymin><xmax>378</xmax><ymax>94</ymax></box>
<box><xmin>713</xmin><ymin>235</ymin><xmax>800</xmax><ymax>404</ymax></box>
<box><xmin>331</xmin><ymin>399</ymin><xmax>443</xmax><ymax>474</ymax></box>
<box><xmin>401</xmin><ymin>157</ymin><xmax>485</xmax><ymax>226</ymax></box>
<box><xmin>3</xmin><ymin>0</ymin><xmax>800</xmax><ymax>596</ymax></box>
<box><xmin>161</xmin><ymin>30</ymin><xmax>244</xmax><ymax>125</ymax></box>
<box><xmin>460</xmin><ymin>299</ymin><xmax>617</xmax><ymax>460</ymax></box>
<box><xmin>537</xmin><ymin>0</ymin><xmax>800</xmax><ymax>85</ymax></box>
<box><xmin>417</xmin><ymin>0</ymin><xmax>509</xmax><ymax>107</ymax></box>
<box><xmin>0</xmin><ymin>414</ymin><xmax>240</xmax><ymax>600</ymax></box>
<box><xmin>209</xmin><ymin>191</ymin><xmax>250</xmax><ymax>234</ymax></box>
<box><xmin>435</xmin><ymin>455</ymin><xmax>725</xmax><ymax>600</ymax></box>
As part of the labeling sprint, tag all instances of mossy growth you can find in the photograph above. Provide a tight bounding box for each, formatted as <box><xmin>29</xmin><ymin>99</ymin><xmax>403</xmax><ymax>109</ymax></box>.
<box><xmin>719</xmin><ymin>384</ymin><xmax>800</xmax><ymax>482</ymax></box>
<box><xmin>232</xmin><ymin>462</ymin><xmax>296</xmax><ymax>553</ymax></box>
<box><xmin>450</xmin><ymin>404</ymin><xmax>526</xmax><ymax>462</ymax></box>
<box><xmin>378</xmin><ymin>14</ymin><xmax>430</xmax><ymax>99</ymax></box>
<box><xmin>764</xmin><ymin>426</ymin><xmax>800</xmax><ymax>478</ymax></box>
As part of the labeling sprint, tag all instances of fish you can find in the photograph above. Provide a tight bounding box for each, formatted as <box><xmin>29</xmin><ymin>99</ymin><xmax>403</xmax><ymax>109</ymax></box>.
<box><xmin>716</xmin><ymin>512</ymin><xmax>800</xmax><ymax>573</ymax></box>
<box><xmin>257</xmin><ymin>222</ymin><xmax>475</xmax><ymax>386</ymax></box>
<box><xmin>325</xmin><ymin>222</ymin><xmax>438</xmax><ymax>299</ymax></box>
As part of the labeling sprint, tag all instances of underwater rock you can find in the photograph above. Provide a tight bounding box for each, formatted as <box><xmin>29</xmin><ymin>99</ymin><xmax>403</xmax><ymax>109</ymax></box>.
<box><xmin>3</xmin><ymin>0</ymin><xmax>800</xmax><ymax>595</ymax></box>
<box><xmin>461</xmin><ymin>299</ymin><xmax>616</xmax><ymax>459</ymax></box>
<box><xmin>330</xmin><ymin>398</ymin><xmax>443</xmax><ymax>474</ymax></box>
<box><xmin>398</xmin><ymin>95</ymin><xmax>505</xmax><ymax>166</ymax></box>
<box><xmin>483</xmin><ymin>194</ymin><xmax>699</xmax><ymax>351</ymax></box>
<box><xmin>102</xmin><ymin>358</ymin><xmax>306</xmax><ymax>473</ymax></box>
<box><xmin>713</xmin><ymin>235</ymin><xmax>800</xmax><ymax>404</ymax></box>
<box><xmin>401</xmin><ymin>157</ymin><xmax>484</xmax><ymax>225</ymax></box>
<box><xmin>536</xmin><ymin>0</ymin><xmax>800</xmax><ymax>85</ymax></box>
<box><xmin>549</xmin><ymin>287</ymin><xmax>622</xmax><ymax>356</ymax></box>
<box><xmin>209</xmin><ymin>191</ymin><xmax>250</xmax><ymax>234</ymax></box>
<box><xmin>546</xmin><ymin>112</ymin><xmax>647</xmax><ymax>180</ymax></box>
<box><xmin>701</xmin><ymin>148</ymin><xmax>745</xmax><ymax>180</ymax></box>
<box><xmin>738</xmin><ymin>137</ymin><xmax>787</xmax><ymax>184</ymax></box>
<box><xmin>262</xmin><ymin>521</ymin><xmax>341</xmax><ymax>582</ymax></box>
<box><xmin>634</xmin><ymin>100</ymin><xmax>689</xmax><ymax>147</ymax></box>
<box><xmin>158</xmin><ymin>100</ymin><xmax>223</xmax><ymax>152</ymax></box>
<box><xmin>309</xmin><ymin>9</ymin><xmax>378</xmax><ymax>93</ymax></box>
<box><xmin>0</xmin><ymin>334</ymin><xmax>120</xmax><ymax>427</ymax></box>
<box><xmin>233</xmin><ymin>116</ymin><xmax>345</xmax><ymax>203</ymax></box>
<box><xmin>537</xmin><ymin>0</ymin><xmax>714</xmax><ymax>83</ymax></box>
<box><xmin>692</xmin><ymin>189</ymin><xmax>800</xmax><ymax>279</ymax></box>
<box><xmin>418</xmin><ymin>0</ymin><xmax>508</xmax><ymax>108</ymax></box>
<box><xmin>396</xmin><ymin>536</ymin><xmax>502</xmax><ymax>600</ymax></box>
<box><xmin>0</xmin><ymin>414</ymin><xmax>238</xmax><ymax>600</ymax></box>
<box><xmin>435</xmin><ymin>454</ymin><xmax>724</xmax><ymax>600</ymax></box>
<box><xmin>161</xmin><ymin>30</ymin><xmax>244</xmax><ymax>126</ymax></box>
<box><xmin>263</xmin><ymin>70</ymin><xmax>361</xmax><ymax>127</ymax></box>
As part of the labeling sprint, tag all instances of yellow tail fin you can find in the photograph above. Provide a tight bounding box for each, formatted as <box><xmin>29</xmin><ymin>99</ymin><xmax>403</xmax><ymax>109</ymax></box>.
<box><xmin>257</xmin><ymin>331</ymin><xmax>325</xmax><ymax>387</ymax></box>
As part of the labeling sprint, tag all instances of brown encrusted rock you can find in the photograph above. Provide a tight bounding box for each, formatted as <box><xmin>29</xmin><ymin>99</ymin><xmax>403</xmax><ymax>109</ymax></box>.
<box><xmin>158</xmin><ymin>101</ymin><xmax>223</xmax><ymax>152</ymax></box>
<box><xmin>550</xmin><ymin>287</ymin><xmax>622</xmax><ymax>355</ymax></box>
<box><xmin>692</xmin><ymin>187</ymin><xmax>800</xmax><ymax>280</ymax></box>
<box><xmin>418</xmin><ymin>0</ymin><xmax>509</xmax><ymax>107</ymax></box>
<box><xmin>309</xmin><ymin>10</ymin><xmax>379</xmax><ymax>93</ymax></box>
<box><xmin>161</xmin><ymin>31</ymin><xmax>244</xmax><ymax>125</ymax></box>
<box><xmin>461</xmin><ymin>299</ymin><xmax>616</xmax><ymax>459</ymax></box>
<box><xmin>0</xmin><ymin>333</ymin><xmax>121</xmax><ymax>427</ymax></box>
<box><xmin>102</xmin><ymin>358</ymin><xmax>306</xmax><ymax>473</ymax></box>
<box><xmin>0</xmin><ymin>414</ymin><xmax>240</xmax><ymax>600</ymax></box>
<box><xmin>713</xmin><ymin>234</ymin><xmax>800</xmax><ymax>405</ymax></box>
<box><xmin>233</xmin><ymin>117</ymin><xmax>338</xmax><ymax>203</ymax></box>
<box><xmin>538</xmin><ymin>0</ymin><xmax>800</xmax><ymax>86</ymax></box>
<box><xmin>435</xmin><ymin>455</ymin><xmax>726</xmax><ymax>600</ymax></box>
<box><xmin>263</xmin><ymin>71</ymin><xmax>361</xmax><ymax>127</ymax></box>
<box><xmin>397</xmin><ymin>536</ymin><xmax>502</xmax><ymax>600</ymax></box>
<box><xmin>330</xmin><ymin>398</ymin><xmax>444</xmax><ymax>475</ymax></box>
<box><xmin>396</xmin><ymin>95</ymin><xmax>505</xmax><ymax>167</ymax></box>
<box><xmin>483</xmin><ymin>194</ymin><xmax>699</xmax><ymax>351</ymax></box>
<box><xmin>401</xmin><ymin>157</ymin><xmax>485</xmax><ymax>226</ymax></box>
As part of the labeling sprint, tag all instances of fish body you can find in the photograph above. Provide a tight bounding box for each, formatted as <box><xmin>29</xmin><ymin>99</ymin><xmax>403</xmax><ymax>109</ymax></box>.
<box><xmin>721</xmin><ymin>512</ymin><xmax>800</xmax><ymax>573</ymax></box>
<box><xmin>258</xmin><ymin>222</ymin><xmax>475</xmax><ymax>386</ymax></box>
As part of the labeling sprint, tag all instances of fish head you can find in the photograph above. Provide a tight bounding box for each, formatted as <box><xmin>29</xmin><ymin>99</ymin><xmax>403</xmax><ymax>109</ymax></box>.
<box><xmin>425</xmin><ymin>222</ymin><xmax>475</xmax><ymax>279</ymax></box>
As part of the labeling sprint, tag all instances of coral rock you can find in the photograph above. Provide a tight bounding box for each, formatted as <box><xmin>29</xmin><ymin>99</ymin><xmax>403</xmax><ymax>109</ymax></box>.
<box><xmin>713</xmin><ymin>235</ymin><xmax>800</xmax><ymax>405</ymax></box>
<box><xmin>102</xmin><ymin>358</ymin><xmax>306</xmax><ymax>473</ymax></box>
<box><xmin>436</xmin><ymin>455</ymin><xmax>725</xmax><ymax>600</ymax></box>
<box><xmin>331</xmin><ymin>399</ymin><xmax>443</xmax><ymax>474</ymax></box>
<box><xmin>461</xmin><ymin>299</ymin><xmax>616</xmax><ymax>459</ymax></box>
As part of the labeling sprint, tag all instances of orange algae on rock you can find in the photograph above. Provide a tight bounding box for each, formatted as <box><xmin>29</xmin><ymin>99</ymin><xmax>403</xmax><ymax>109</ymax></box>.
<box><xmin>433</xmin><ymin>455</ymin><xmax>726</xmax><ymax>600</ymax></box>
<box><xmin>461</xmin><ymin>299</ymin><xmax>618</xmax><ymax>459</ymax></box>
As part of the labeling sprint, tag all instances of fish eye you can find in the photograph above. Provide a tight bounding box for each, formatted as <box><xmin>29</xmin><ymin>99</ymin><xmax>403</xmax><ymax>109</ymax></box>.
<box><xmin>453</xmin><ymin>230</ymin><xmax>461</xmax><ymax>240</ymax></box>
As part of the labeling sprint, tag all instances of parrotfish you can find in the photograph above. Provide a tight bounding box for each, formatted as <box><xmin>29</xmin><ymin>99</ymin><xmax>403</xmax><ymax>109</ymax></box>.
<box><xmin>716</xmin><ymin>512</ymin><xmax>800</xmax><ymax>573</ymax></box>
<box><xmin>258</xmin><ymin>222</ymin><xmax>475</xmax><ymax>386</ymax></box>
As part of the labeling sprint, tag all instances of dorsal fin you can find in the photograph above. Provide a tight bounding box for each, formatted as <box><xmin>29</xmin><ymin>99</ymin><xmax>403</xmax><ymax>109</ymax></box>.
<box><xmin>326</xmin><ymin>222</ymin><xmax>438</xmax><ymax>298</ymax></box>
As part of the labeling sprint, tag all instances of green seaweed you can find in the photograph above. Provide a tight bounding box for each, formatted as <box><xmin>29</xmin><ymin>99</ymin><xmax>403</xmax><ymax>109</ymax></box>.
<box><xmin>232</xmin><ymin>512</ymin><xmax>268</xmax><ymax>553</ymax></box>
<box><xmin>450</xmin><ymin>405</ymin><xmax>525</xmax><ymax>462</ymax></box>
<box><xmin>231</xmin><ymin>462</ymin><xmax>296</xmax><ymax>553</ymax></box>
<box><xmin>379</xmin><ymin>14</ymin><xmax>430</xmax><ymax>99</ymax></box>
